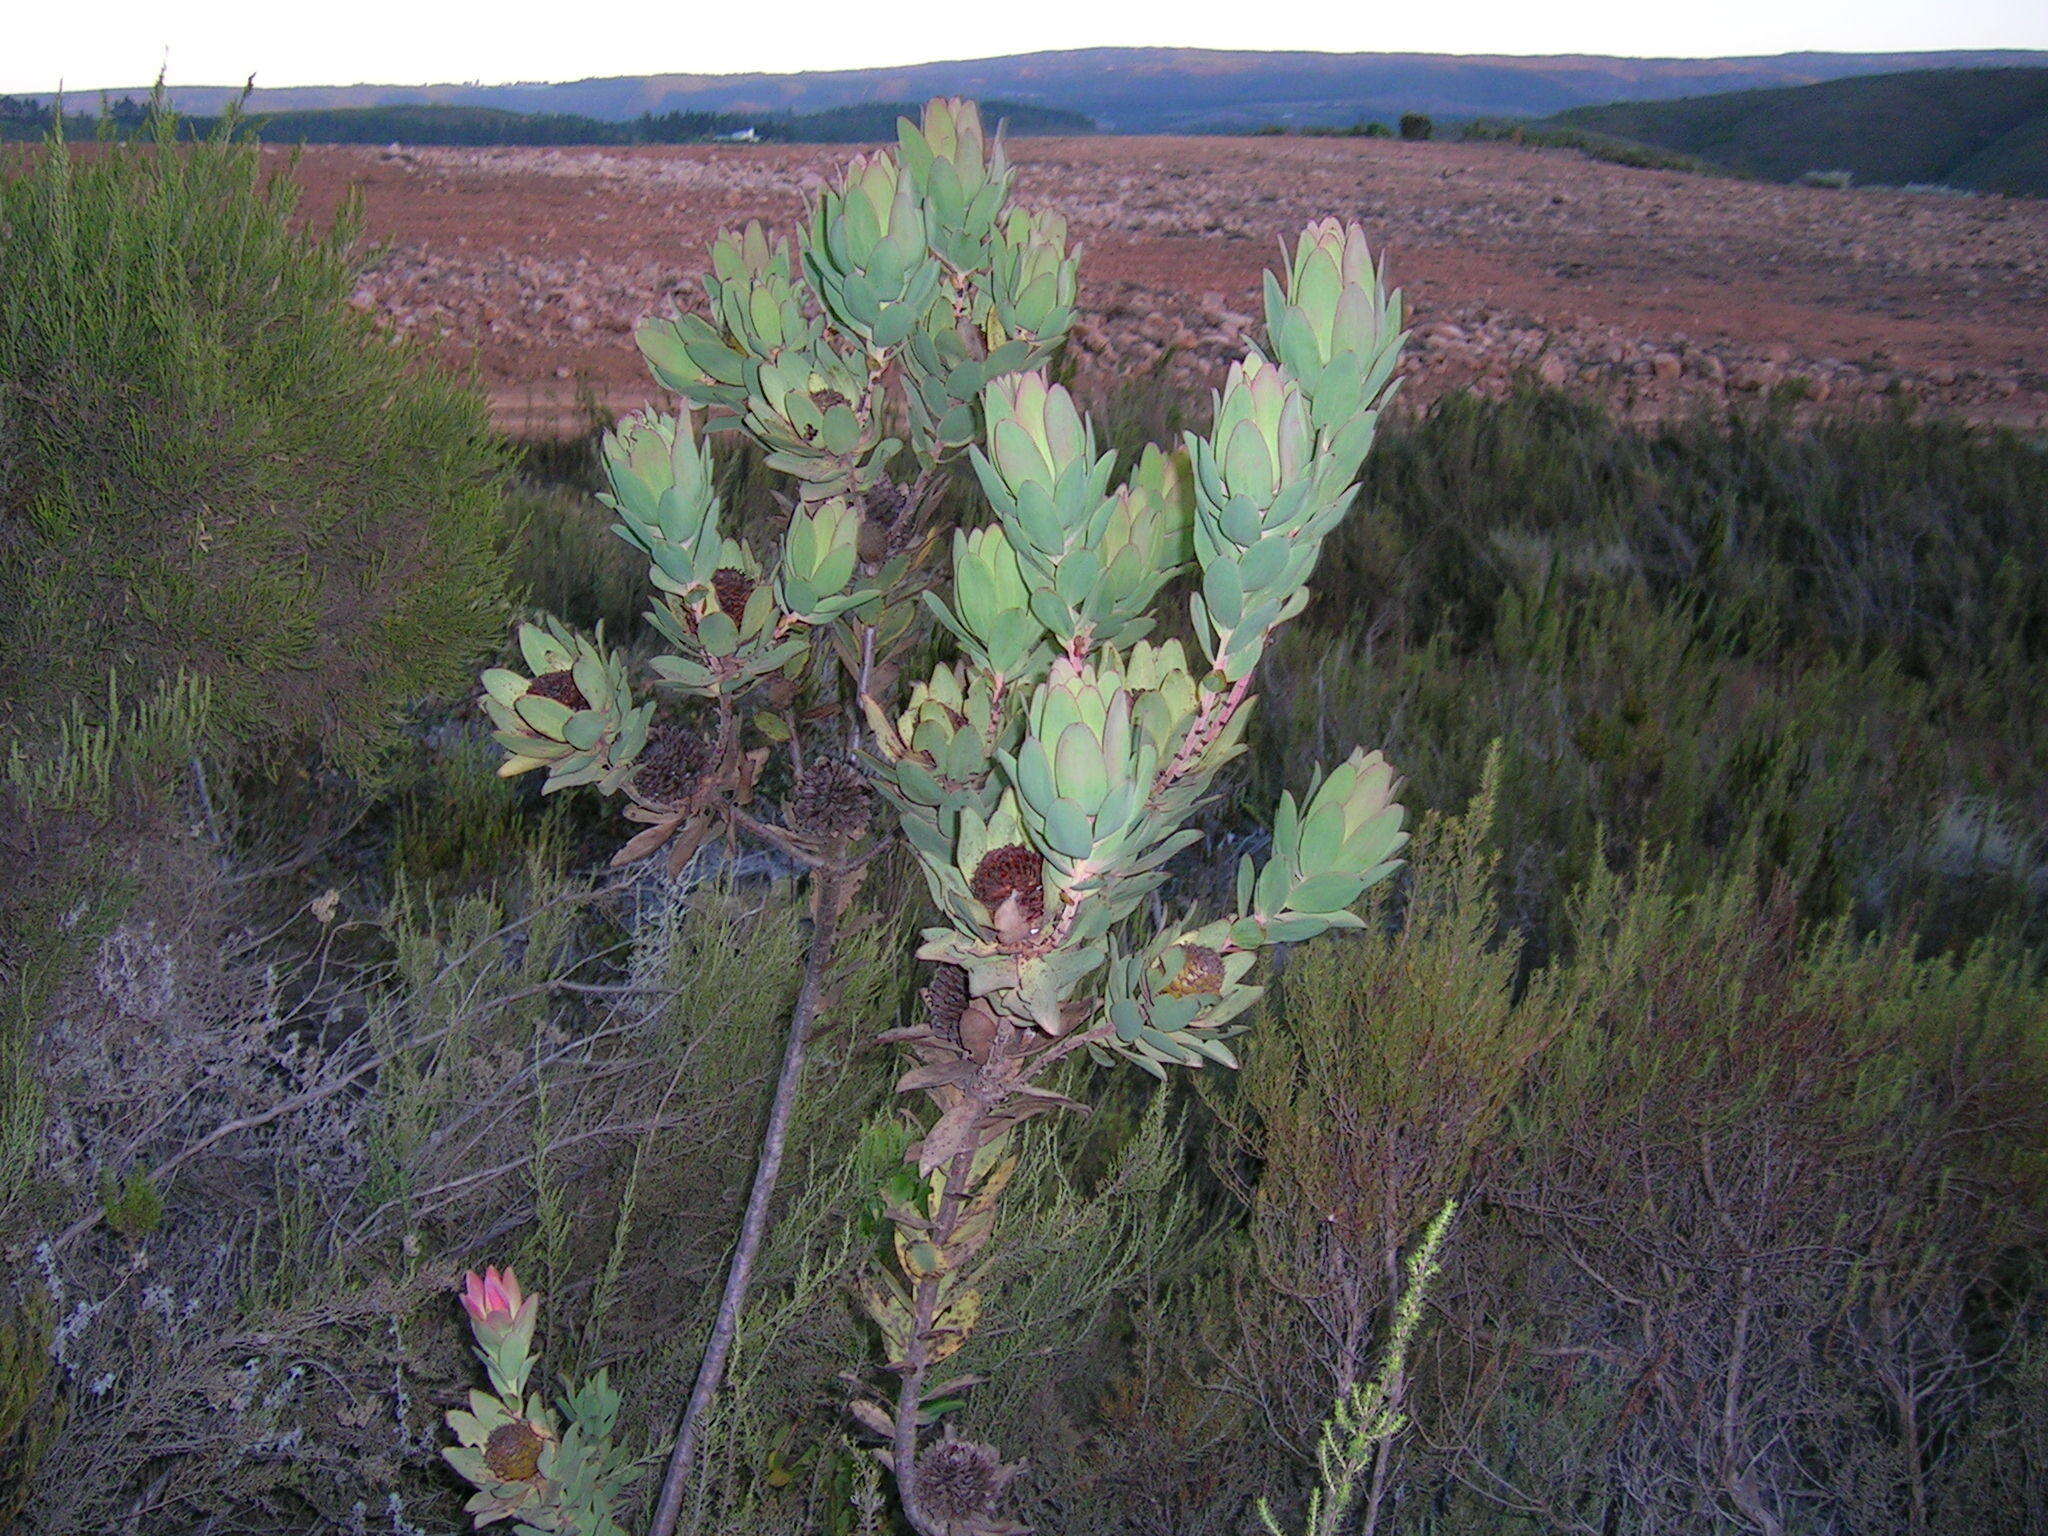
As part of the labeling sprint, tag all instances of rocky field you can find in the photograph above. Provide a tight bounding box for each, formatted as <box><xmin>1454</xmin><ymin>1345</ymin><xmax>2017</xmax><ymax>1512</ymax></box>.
<box><xmin>284</xmin><ymin>134</ymin><xmax>2048</xmax><ymax>435</ymax></box>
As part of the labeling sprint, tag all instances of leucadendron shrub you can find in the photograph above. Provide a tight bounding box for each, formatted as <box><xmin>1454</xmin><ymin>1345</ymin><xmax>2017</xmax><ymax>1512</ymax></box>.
<box><xmin>0</xmin><ymin>113</ymin><xmax>512</xmax><ymax>775</ymax></box>
<box><xmin>472</xmin><ymin>96</ymin><xmax>1417</xmax><ymax>1534</ymax></box>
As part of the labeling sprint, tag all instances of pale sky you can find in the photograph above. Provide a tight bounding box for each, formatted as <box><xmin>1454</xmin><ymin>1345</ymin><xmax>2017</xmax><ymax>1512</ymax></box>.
<box><xmin>7</xmin><ymin>0</ymin><xmax>2044</xmax><ymax>95</ymax></box>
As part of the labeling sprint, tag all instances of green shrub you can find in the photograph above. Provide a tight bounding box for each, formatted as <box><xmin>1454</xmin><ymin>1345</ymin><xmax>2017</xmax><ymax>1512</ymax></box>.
<box><xmin>0</xmin><ymin>116</ymin><xmax>513</xmax><ymax>776</ymax></box>
<box><xmin>1243</xmin><ymin>387</ymin><xmax>2048</xmax><ymax>952</ymax></box>
<box><xmin>1458</xmin><ymin>118</ymin><xmax>1717</xmax><ymax>175</ymax></box>
<box><xmin>1203</xmin><ymin>767</ymin><xmax>1534</xmax><ymax>1521</ymax></box>
<box><xmin>1201</xmin><ymin>806</ymin><xmax>2048</xmax><ymax>1536</ymax></box>
<box><xmin>1325</xmin><ymin>385</ymin><xmax>2048</xmax><ymax>666</ymax></box>
<box><xmin>0</xmin><ymin>113</ymin><xmax>517</xmax><ymax>1221</ymax></box>
<box><xmin>1399</xmin><ymin>113</ymin><xmax>1433</xmax><ymax>142</ymax></box>
<box><xmin>1429</xmin><ymin>858</ymin><xmax>2048</xmax><ymax>1535</ymax></box>
<box><xmin>1258</xmin><ymin>584</ymin><xmax>2046</xmax><ymax>957</ymax></box>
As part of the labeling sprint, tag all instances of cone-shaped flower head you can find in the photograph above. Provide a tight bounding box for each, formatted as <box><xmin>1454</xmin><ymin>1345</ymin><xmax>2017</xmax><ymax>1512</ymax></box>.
<box><xmin>1280</xmin><ymin>218</ymin><xmax>1391</xmax><ymax>369</ymax></box>
<box><xmin>461</xmin><ymin>1266</ymin><xmax>525</xmax><ymax>1331</ymax></box>
<box><xmin>480</xmin><ymin>619</ymin><xmax>650</xmax><ymax>793</ymax></box>
<box><xmin>1163</xmin><ymin>944</ymin><xmax>1227</xmax><ymax>998</ymax></box>
<box><xmin>1247</xmin><ymin>746</ymin><xmax>1408</xmax><ymax>940</ymax></box>
<box><xmin>916</xmin><ymin>1433</ymin><xmax>1022</xmax><ymax>1528</ymax></box>
<box><xmin>1211</xmin><ymin>354</ymin><xmax>1313</xmax><ymax>509</ymax></box>
<box><xmin>984</xmin><ymin>371</ymin><xmax>1090</xmax><ymax>503</ymax></box>
<box><xmin>1101</xmin><ymin>936</ymin><xmax>1264</xmax><ymax>1078</ymax></box>
<box><xmin>898</xmin><ymin>99</ymin><xmax>1010</xmax><ymax>264</ymax></box>
<box><xmin>709</xmin><ymin>567</ymin><xmax>755</xmax><ymax>619</ymax></box>
<box><xmin>989</xmin><ymin>207</ymin><xmax>1078</xmax><ymax>344</ymax></box>
<box><xmin>970</xmin><ymin>842</ymin><xmax>1047</xmax><ymax>925</ymax></box>
<box><xmin>601</xmin><ymin>409</ymin><xmax>725</xmax><ymax>599</ymax></box>
<box><xmin>788</xmin><ymin>758</ymin><xmax>874</xmax><ymax>842</ymax></box>
<box><xmin>629</xmin><ymin>722</ymin><xmax>709</xmax><ymax>810</ymax></box>
<box><xmin>483</xmin><ymin>1419</ymin><xmax>549</xmax><ymax>1483</ymax></box>
<box><xmin>923</xmin><ymin>961</ymin><xmax>971</xmax><ymax>1044</ymax></box>
<box><xmin>940</xmin><ymin>789</ymin><xmax>1048</xmax><ymax>940</ymax></box>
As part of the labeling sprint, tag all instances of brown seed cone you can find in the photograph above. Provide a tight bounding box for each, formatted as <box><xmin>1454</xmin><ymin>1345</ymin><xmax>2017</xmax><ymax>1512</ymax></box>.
<box><xmin>633</xmin><ymin>724</ymin><xmax>709</xmax><ymax>809</ymax></box>
<box><xmin>524</xmin><ymin>667</ymin><xmax>587</xmax><ymax>712</ymax></box>
<box><xmin>858</xmin><ymin>477</ymin><xmax>916</xmax><ymax>563</ymax></box>
<box><xmin>788</xmin><ymin>759</ymin><xmax>872</xmax><ymax>840</ymax></box>
<box><xmin>865</xmin><ymin>477</ymin><xmax>912</xmax><ymax>523</ymax></box>
<box><xmin>970</xmin><ymin>844</ymin><xmax>1045</xmax><ymax>924</ymax></box>
<box><xmin>484</xmin><ymin>1419</ymin><xmax>547</xmax><ymax>1482</ymax></box>
<box><xmin>1164</xmin><ymin>944</ymin><xmax>1227</xmax><ymax>998</ymax></box>
<box><xmin>923</xmin><ymin>962</ymin><xmax>970</xmax><ymax>1047</ymax></box>
<box><xmin>916</xmin><ymin>1435</ymin><xmax>1017</xmax><ymax>1527</ymax></box>
<box><xmin>956</xmin><ymin>1000</ymin><xmax>1002</xmax><ymax>1063</ymax></box>
<box><xmin>710</xmin><ymin>567</ymin><xmax>755</xmax><ymax>618</ymax></box>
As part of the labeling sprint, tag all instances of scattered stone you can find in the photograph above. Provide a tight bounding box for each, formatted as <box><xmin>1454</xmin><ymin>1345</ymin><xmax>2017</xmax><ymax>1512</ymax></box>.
<box><xmin>322</xmin><ymin>138</ymin><xmax>2045</xmax><ymax>433</ymax></box>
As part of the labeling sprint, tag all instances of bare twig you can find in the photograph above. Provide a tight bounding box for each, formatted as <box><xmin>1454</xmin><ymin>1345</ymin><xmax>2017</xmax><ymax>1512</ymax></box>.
<box><xmin>646</xmin><ymin>862</ymin><xmax>853</xmax><ymax>1536</ymax></box>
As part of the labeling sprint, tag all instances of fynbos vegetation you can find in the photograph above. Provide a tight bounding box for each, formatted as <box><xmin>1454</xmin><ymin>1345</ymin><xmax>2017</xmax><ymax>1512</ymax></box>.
<box><xmin>1</xmin><ymin>91</ymin><xmax>2044</xmax><ymax>1536</ymax></box>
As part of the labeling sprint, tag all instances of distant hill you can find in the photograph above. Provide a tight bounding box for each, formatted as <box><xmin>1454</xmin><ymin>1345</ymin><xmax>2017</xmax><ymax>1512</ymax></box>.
<box><xmin>1555</xmin><ymin>67</ymin><xmax>2048</xmax><ymax>195</ymax></box>
<box><xmin>29</xmin><ymin>48</ymin><xmax>2048</xmax><ymax>136</ymax></box>
<box><xmin>0</xmin><ymin>98</ymin><xmax>1094</xmax><ymax>146</ymax></box>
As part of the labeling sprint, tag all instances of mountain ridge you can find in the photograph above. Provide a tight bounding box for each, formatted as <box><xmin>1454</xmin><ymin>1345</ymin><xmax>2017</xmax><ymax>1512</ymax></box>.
<box><xmin>28</xmin><ymin>47</ymin><xmax>2048</xmax><ymax>134</ymax></box>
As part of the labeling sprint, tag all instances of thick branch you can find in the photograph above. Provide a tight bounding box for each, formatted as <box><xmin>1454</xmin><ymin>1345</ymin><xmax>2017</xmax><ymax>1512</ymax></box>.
<box><xmin>891</xmin><ymin>1131</ymin><xmax>986</xmax><ymax>1536</ymax></box>
<box><xmin>1152</xmin><ymin>669</ymin><xmax>1254</xmax><ymax>804</ymax></box>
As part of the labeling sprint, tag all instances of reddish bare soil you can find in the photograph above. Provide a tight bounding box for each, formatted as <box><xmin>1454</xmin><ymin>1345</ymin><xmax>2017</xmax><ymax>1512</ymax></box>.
<box><xmin>282</xmin><ymin>135</ymin><xmax>2048</xmax><ymax>436</ymax></box>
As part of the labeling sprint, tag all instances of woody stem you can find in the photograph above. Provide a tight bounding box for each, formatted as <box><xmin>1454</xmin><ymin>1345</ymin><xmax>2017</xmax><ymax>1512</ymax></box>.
<box><xmin>890</xmin><ymin>1111</ymin><xmax>994</xmax><ymax>1536</ymax></box>
<box><xmin>1153</xmin><ymin>669</ymin><xmax>1254</xmax><ymax>802</ymax></box>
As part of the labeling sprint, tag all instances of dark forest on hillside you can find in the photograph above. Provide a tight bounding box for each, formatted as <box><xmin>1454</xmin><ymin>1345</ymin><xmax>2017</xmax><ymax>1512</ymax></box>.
<box><xmin>0</xmin><ymin>94</ymin><xmax>1094</xmax><ymax>144</ymax></box>
<box><xmin>1559</xmin><ymin>65</ymin><xmax>2048</xmax><ymax>194</ymax></box>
